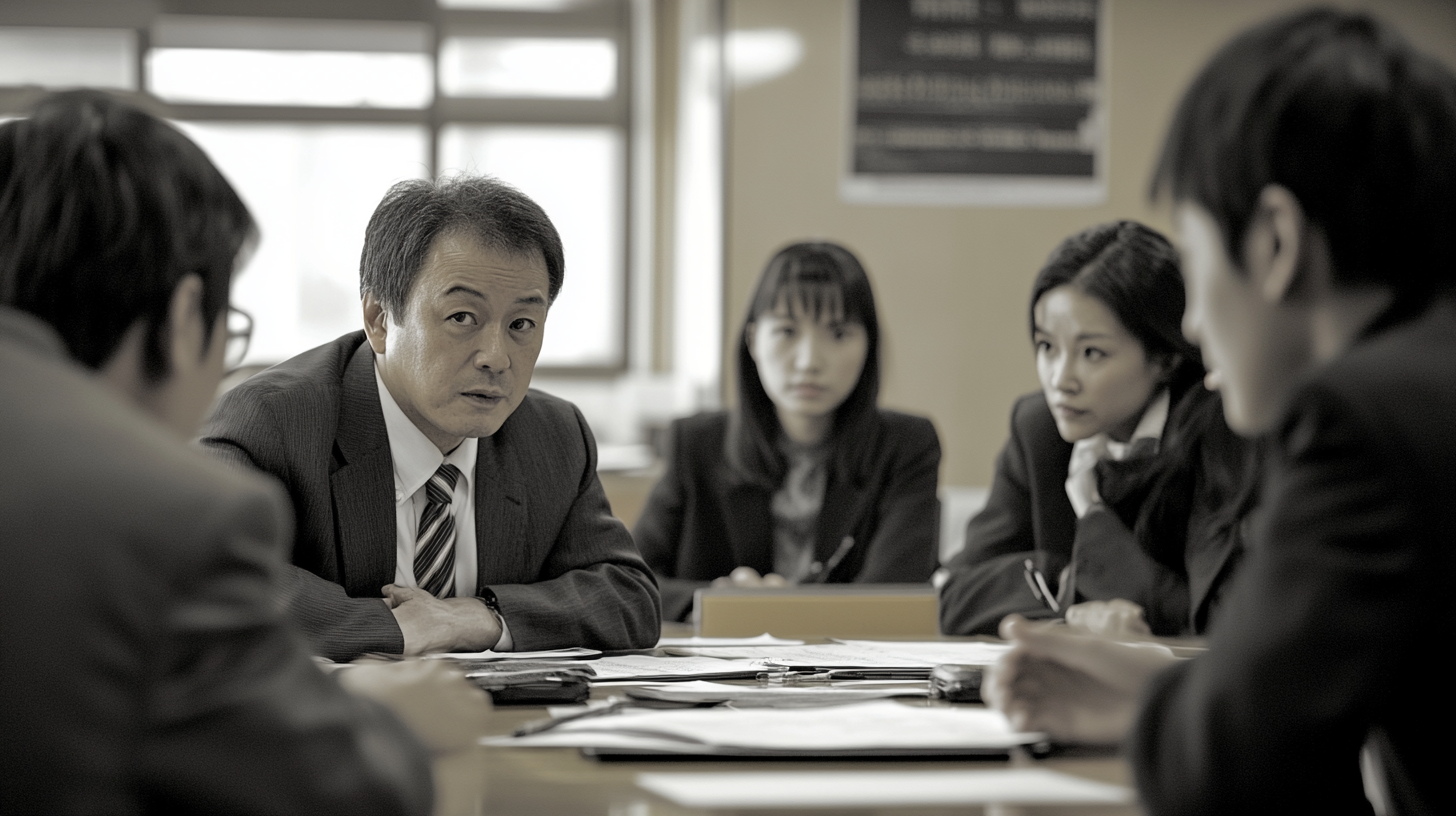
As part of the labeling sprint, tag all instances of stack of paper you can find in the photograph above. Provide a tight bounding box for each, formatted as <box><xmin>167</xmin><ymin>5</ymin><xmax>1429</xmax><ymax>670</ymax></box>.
<box><xmin>486</xmin><ymin>700</ymin><xmax>1046</xmax><ymax>757</ymax></box>
<box><xmin>657</xmin><ymin>640</ymin><xmax>1012</xmax><ymax>672</ymax></box>
<box><xmin>584</xmin><ymin>654</ymin><xmax>768</xmax><ymax>683</ymax></box>
<box><xmin>625</xmin><ymin>679</ymin><xmax>923</xmax><ymax>707</ymax></box>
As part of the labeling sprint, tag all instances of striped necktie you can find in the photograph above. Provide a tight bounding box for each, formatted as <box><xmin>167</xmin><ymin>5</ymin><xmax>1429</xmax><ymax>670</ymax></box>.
<box><xmin>413</xmin><ymin>462</ymin><xmax>462</xmax><ymax>597</ymax></box>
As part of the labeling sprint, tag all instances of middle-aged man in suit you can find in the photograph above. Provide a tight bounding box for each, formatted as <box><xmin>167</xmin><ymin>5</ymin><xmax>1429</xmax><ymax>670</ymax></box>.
<box><xmin>0</xmin><ymin>90</ymin><xmax>495</xmax><ymax>815</ymax></box>
<box><xmin>201</xmin><ymin>177</ymin><xmax>660</xmax><ymax>661</ymax></box>
<box><xmin>985</xmin><ymin>9</ymin><xmax>1456</xmax><ymax>816</ymax></box>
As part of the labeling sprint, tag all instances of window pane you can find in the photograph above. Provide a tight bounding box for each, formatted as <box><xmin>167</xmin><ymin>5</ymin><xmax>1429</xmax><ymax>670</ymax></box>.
<box><xmin>150</xmin><ymin>49</ymin><xmax>432</xmax><ymax>108</ymax></box>
<box><xmin>439</xmin><ymin>37</ymin><xmax>615</xmax><ymax>99</ymax></box>
<box><xmin>0</xmin><ymin>27</ymin><xmax>135</xmax><ymax>89</ymax></box>
<box><xmin>439</xmin><ymin>125</ymin><xmax>624</xmax><ymax>367</ymax></box>
<box><xmin>177</xmin><ymin>123</ymin><xmax>429</xmax><ymax>365</ymax></box>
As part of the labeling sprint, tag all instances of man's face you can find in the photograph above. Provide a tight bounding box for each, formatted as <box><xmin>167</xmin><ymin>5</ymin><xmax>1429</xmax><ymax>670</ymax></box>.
<box><xmin>367</xmin><ymin>231</ymin><xmax>549</xmax><ymax>452</ymax></box>
<box><xmin>1175</xmin><ymin>201</ymin><xmax>1307</xmax><ymax>435</ymax></box>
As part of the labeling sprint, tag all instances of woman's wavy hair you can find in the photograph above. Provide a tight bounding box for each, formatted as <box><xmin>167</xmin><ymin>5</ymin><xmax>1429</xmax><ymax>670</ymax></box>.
<box><xmin>725</xmin><ymin>241</ymin><xmax>882</xmax><ymax>488</ymax></box>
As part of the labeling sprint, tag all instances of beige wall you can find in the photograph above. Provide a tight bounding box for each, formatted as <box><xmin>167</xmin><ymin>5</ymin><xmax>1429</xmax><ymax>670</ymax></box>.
<box><xmin>722</xmin><ymin>0</ymin><xmax>1456</xmax><ymax>487</ymax></box>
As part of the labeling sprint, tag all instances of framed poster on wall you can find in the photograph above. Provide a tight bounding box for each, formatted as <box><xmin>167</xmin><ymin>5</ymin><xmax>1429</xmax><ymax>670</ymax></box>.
<box><xmin>843</xmin><ymin>0</ymin><xmax>1106</xmax><ymax>206</ymax></box>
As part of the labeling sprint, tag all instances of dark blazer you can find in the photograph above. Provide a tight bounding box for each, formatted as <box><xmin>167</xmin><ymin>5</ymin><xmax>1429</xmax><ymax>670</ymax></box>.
<box><xmin>0</xmin><ymin>309</ymin><xmax>432</xmax><ymax>816</ymax></box>
<box><xmin>633</xmin><ymin>410</ymin><xmax>941</xmax><ymax>621</ymax></box>
<box><xmin>1130</xmin><ymin>301</ymin><xmax>1456</xmax><ymax>816</ymax></box>
<box><xmin>939</xmin><ymin>388</ymin><xmax>1247</xmax><ymax>636</ymax></box>
<box><xmin>199</xmin><ymin>332</ymin><xmax>660</xmax><ymax>661</ymax></box>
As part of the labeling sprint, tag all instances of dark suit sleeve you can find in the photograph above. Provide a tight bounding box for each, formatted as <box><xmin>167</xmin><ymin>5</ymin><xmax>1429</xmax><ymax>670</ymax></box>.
<box><xmin>141</xmin><ymin>485</ymin><xmax>432</xmax><ymax>816</ymax></box>
<box><xmin>200</xmin><ymin>393</ymin><xmax>405</xmax><ymax>661</ymax></box>
<box><xmin>633</xmin><ymin>419</ymin><xmax>709</xmax><ymax>622</ymax></box>
<box><xmin>1067</xmin><ymin>506</ymin><xmax>1190</xmax><ymax>636</ymax></box>
<box><xmin>939</xmin><ymin>403</ymin><xmax>1063</xmax><ymax>635</ymax></box>
<box><xmin>1130</xmin><ymin>387</ymin><xmax>1434</xmax><ymax>814</ymax></box>
<box><xmin>489</xmin><ymin>403</ymin><xmax>661</xmax><ymax>650</ymax></box>
<box><xmin>852</xmin><ymin>416</ymin><xmax>941</xmax><ymax>583</ymax></box>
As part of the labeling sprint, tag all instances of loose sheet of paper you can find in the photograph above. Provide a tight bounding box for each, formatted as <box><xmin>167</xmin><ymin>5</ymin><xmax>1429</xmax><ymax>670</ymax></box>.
<box><xmin>423</xmin><ymin>647</ymin><xmax>601</xmax><ymax>661</ymax></box>
<box><xmin>833</xmin><ymin>639</ymin><xmax>1014</xmax><ymax>665</ymax></box>
<box><xmin>636</xmin><ymin>769</ymin><xmax>1134</xmax><ymax>808</ymax></box>
<box><xmin>489</xmin><ymin>699</ymin><xmax>1043</xmax><ymax>752</ymax></box>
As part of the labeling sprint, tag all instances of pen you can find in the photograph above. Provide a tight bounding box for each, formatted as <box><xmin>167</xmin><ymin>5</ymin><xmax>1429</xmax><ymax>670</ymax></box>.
<box><xmin>808</xmin><ymin>536</ymin><xmax>856</xmax><ymax>583</ymax></box>
<box><xmin>759</xmin><ymin>669</ymin><xmax>932</xmax><ymax>684</ymax></box>
<box><xmin>1023</xmin><ymin>558</ymin><xmax>1061</xmax><ymax>614</ymax></box>
<box><xmin>512</xmin><ymin>696</ymin><xmax>626</xmax><ymax>737</ymax></box>
<box><xmin>825</xmin><ymin>669</ymin><xmax>931</xmax><ymax>681</ymax></box>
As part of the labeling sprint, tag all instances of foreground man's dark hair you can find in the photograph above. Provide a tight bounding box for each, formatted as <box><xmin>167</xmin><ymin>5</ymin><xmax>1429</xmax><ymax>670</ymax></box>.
<box><xmin>0</xmin><ymin>90</ymin><xmax>255</xmax><ymax>381</ymax></box>
<box><xmin>1153</xmin><ymin>7</ymin><xmax>1456</xmax><ymax>305</ymax></box>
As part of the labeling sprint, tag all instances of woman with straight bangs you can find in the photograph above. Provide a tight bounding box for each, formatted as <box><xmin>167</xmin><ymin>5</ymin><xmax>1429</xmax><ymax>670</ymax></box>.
<box><xmin>634</xmin><ymin>241</ymin><xmax>942</xmax><ymax>622</ymax></box>
<box><xmin>939</xmin><ymin>220</ymin><xmax>1257</xmax><ymax>638</ymax></box>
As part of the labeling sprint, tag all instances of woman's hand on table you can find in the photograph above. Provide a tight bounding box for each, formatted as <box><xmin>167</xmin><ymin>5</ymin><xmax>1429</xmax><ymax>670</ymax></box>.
<box><xmin>711</xmin><ymin>566</ymin><xmax>788</xmax><ymax>588</ymax></box>
<box><xmin>1064</xmin><ymin>599</ymin><xmax>1153</xmax><ymax>640</ymax></box>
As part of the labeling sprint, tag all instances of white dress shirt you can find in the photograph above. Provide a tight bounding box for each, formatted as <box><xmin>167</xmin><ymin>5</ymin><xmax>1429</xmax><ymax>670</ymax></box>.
<box><xmin>374</xmin><ymin>362</ymin><xmax>512</xmax><ymax>649</ymax></box>
<box><xmin>1064</xmin><ymin>389</ymin><xmax>1170</xmax><ymax>519</ymax></box>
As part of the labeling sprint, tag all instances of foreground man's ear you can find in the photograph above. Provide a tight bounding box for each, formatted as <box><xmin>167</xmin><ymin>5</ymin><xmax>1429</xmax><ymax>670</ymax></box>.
<box><xmin>362</xmin><ymin>291</ymin><xmax>389</xmax><ymax>355</ymax></box>
<box><xmin>166</xmin><ymin>274</ymin><xmax>208</xmax><ymax>374</ymax></box>
<box><xmin>1243</xmin><ymin>184</ymin><xmax>1311</xmax><ymax>306</ymax></box>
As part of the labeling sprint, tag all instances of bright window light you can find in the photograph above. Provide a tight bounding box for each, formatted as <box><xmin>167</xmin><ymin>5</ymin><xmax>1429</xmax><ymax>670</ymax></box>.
<box><xmin>439</xmin><ymin>37</ymin><xmax>615</xmax><ymax>98</ymax></box>
<box><xmin>439</xmin><ymin>125</ymin><xmax>624</xmax><ymax>367</ymax></box>
<box><xmin>149</xmin><ymin>49</ymin><xmax>432</xmax><ymax>108</ymax></box>
<box><xmin>0</xmin><ymin>27</ymin><xmax>135</xmax><ymax>89</ymax></box>
<box><xmin>177</xmin><ymin>123</ymin><xmax>429</xmax><ymax>365</ymax></box>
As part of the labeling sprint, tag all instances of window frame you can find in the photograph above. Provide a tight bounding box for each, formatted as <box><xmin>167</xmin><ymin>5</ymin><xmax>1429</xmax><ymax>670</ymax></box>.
<box><xmin>0</xmin><ymin>0</ymin><xmax>636</xmax><ymax>376</ymax></box>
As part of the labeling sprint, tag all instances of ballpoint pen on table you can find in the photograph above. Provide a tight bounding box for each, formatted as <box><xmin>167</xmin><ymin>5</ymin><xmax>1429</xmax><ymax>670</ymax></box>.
<box><xmin>1023</xmin><ymin>558</ymin><xmax>1061</xmax><ymax>614</ymax></box>
<box><xmin>757</xmin><ymin>669</ymin><xmax>931</xmax><ymax>685</ymax></box>
<box><xmin>513</xmin><ymin>696</ymin><xmax>627</xmax><ymax>737</ymax></box>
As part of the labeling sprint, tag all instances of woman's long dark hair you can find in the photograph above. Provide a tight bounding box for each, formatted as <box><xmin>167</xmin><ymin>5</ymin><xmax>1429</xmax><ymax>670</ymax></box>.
<box><xmin>1032</xmin><ymin>221</ymin><xmax>1259</xmax><ymax>616</ymax></box>
<box><xmin>725</xmin><ymin>241</ymin><xmax>882</xmax><ymax>488</ymax></box>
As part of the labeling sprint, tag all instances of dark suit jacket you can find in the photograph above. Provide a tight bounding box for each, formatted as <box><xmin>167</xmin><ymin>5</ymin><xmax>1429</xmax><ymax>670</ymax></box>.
<box><xmin>939</xmin><ymin>388</ymin><xmax>1247</xmax><ymax>636</ymax></box>
<box><xmin>633</xmin><ymin>410</ymin><xmax>941</xmax><ymax>621</ymax></box>
<box><xmin>1130</xmin><ymin>300</ymin><xmax>1456</xmax><ymax>816</ymax></box>
<box><xmin>0</xmin><ymin>308</ymin><xmax>432</xmax><ymax>816</ymax></box>
<box><xmin>199</xmin><ymin>332</ymin><xmax>660</xmax><ymax>661</ymax></box>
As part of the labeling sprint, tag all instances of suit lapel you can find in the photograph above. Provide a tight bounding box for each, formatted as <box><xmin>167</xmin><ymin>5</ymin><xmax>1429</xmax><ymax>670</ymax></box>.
<box><xmin>814</xmin><ymin>477</ymin><xmax>870</xmax><ymax>570</ymax></box>
<box><xmin>1187</xmin><ymin>513</ymin><xmax>1246</xmax><ymax>624</ymax></box>
<box><xmin>329</xmin><ymin>343</ymin><xmax>398</xmax><ymax>596</ymax></box>
<box><xmin>721</xmin><ymin>471</ymin><xmax>773</xmax><ymax>574</ymax></box>
<box><xmin>474</xmin><ymin>435</ymin><xmax>531</xmax><ymax>585</ymax></box>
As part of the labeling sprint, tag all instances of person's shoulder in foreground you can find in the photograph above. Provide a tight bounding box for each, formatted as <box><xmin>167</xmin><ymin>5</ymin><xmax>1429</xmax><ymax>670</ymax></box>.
<box><xmin>0</xmin><ymin>90</ymin><xmax>483</xmax><ymax>815</ymax></box>
<box><xmin>0</xmin><ymin>309</ymin><xmax>432</xmax><ymax>815</ymax></box>
<box><xmin>1132</xmin><ymin>300</ymin><xmax>1456</xmax><ymax>815</ymax></box>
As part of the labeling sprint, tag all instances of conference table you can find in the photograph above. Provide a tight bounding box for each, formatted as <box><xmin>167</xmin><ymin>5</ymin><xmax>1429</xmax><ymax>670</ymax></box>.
<box><xmin>426</xmin><ymin>625</ymin><xmax>1144</xmax><ymax>816</ymax></box>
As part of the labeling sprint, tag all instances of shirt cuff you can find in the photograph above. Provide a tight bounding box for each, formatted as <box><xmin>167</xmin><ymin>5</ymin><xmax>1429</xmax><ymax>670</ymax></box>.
<box><xmin>494</xmin><ymin>616</ymin><xmax>513</xmax><ymax>651</ymax></box>
<box><xmin>475</xmin><ymin>589</ymin><xmax>512</xmax><ymax>651</ymax></box>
